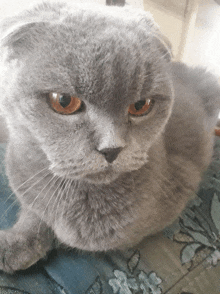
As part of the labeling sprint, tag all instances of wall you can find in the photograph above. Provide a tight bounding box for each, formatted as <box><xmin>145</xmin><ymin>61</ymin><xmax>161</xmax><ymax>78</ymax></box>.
<box><xmin>0</xmin><ymin>0</ymin><xmax>143</xmax><ymax>17</ymax></box>
<box><xmin>143</xmin><ymin>0</ymin><xmax>201</xmax><ymax>61</ymax></box>
<box><xmin>183</xmin><ymin>0</ymin><xmax>220</xmax><ymax>77</ymax></box>
<box><xmin>143</xmin><ymin>0</ymin><xmax>220</xmax><ymax>79</ymax></box>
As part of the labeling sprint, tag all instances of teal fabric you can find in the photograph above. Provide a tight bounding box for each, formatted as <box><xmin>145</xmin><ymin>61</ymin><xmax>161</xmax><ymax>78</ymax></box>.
<box><xmin>0</xmin><ymin>141</ymin><xmax>220</xmax><ymax>294</ymax></box>
<box><xmin>0</xmin><ymin>144</ymin><xmax>19</xmax><ymax>230</ymax></box>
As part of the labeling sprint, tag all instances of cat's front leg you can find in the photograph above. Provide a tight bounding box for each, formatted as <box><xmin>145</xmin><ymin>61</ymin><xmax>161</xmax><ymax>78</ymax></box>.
<box><xmin>0</xmin><ymin>208</ymin><xmax>54</xmax><ymax>273</ymax></box>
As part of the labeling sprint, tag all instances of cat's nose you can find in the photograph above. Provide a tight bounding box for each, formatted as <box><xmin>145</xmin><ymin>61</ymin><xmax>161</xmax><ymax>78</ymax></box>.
<box><xmin>98</xmin><ymin>147</ymin><xmax>123</xmax><ymax>163</ymax></box>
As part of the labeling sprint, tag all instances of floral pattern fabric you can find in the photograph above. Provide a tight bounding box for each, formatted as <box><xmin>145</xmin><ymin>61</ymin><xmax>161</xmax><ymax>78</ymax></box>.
<box><xmin>0</xmin><ymin>139</ymin><xmax>220</xmax><ymax>294</ymax></box>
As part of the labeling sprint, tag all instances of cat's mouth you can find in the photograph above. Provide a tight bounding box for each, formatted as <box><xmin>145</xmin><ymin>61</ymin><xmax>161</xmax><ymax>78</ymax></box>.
<box><xmin>51</xmin><ymin>165</ymin><xmax>120</xmax><ymax>184</ymax></box>
<box><xmin>83</xmin><ymin>168</ymin><xmax>120</xmax><ymax>184</ymax></box>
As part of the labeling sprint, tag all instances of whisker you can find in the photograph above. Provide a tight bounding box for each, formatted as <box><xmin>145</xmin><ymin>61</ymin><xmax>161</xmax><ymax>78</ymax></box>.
<box><xmin>28</xmin><ymin>173</ymin><xmax>58</xmax><ymax>211</ymax></box>
<box><xmin>0</xmin><ymin>198</ymin><xmax>20</xmax><ymax>228</ymax></box>
<box><xmin>2</xmin><ymin>166</ymin><xmax>49</xmax><ymax>206</ymax></box>
<box><xmin>0</xmin><ymin>168</ymin><xmax>51</xmax><ymax>225</ymax></box>
<box><xmin>17</xmin><ymin>170</ymin><xmax>51</xmax><ymax>198</ymax></box>
<box><xmin>52</xmin><ymin>179</ymin><xmax>69</xmax><ymax>232</ymax></box>
<box><xmin>37</xmin><ymin>177</ymin><xmax>64</xmax><ymax>234</ymax></box>
<box><xmin>17</xmin><ymin>173</ymin><xmax>59</xmax><ymax>231</ymax></box>
<box><xmin>54</xmin><ymin>178</ymin><xmax>72</xmax><ymax>226</ymax></box>
<box><xmin>60</xmin><ymin>178</ymin><xmax>73</xmax><ymax>221</ymax></box>
<box><xmin>50</xmin><ymin>178</ymin><xmax>68</xmax><ymax>224</ymax></box>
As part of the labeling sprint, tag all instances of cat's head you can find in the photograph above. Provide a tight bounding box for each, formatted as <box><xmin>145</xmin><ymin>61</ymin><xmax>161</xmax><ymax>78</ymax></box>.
<box><xmin>0</xmin><ymin>2</ymin><xmax>173</xmax><ymax>184</ymax></box>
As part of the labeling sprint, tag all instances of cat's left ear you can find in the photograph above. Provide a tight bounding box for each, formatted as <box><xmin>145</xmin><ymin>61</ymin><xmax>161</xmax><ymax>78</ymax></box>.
<box><xmin>136</xmin><ymin>10</ymin><xmax>173</xmax><ymax>62</ymax></box>
<box><xmin>153</xmin><ymin>33</ymin><xmax>173</xmax><ymax>62</ymax></box>
<box><xmin>0</xmin><ymin>21</ymin><xmax>48</xmax><ymax>60</ymax></box>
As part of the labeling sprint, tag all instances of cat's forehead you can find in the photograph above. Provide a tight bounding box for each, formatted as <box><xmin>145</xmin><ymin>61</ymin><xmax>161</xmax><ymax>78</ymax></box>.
<box><xmin>1</xmin><ymin>3</ymin><xmax>171</xmax><ymax>108</ymax></box>
<box><xmin>26</xmin><ymin>26</ymin><xmax>159</xmax><ymax>110</ymax></box>
<box><xmin>27</xmin><ymin>11</ymin><xmax>165</xmax><ymax>100</ymax></box>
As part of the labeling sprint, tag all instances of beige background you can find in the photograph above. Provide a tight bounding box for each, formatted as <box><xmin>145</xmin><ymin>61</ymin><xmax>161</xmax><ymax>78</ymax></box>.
<box><xmin>143</xmin><ymin>0</ymin><xmax>220</xmax><ymax>79</ymax></box>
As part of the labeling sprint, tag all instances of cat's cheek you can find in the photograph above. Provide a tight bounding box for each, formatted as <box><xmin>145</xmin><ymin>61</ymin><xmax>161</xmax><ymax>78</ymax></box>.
<box><xmin>46</xmin><ymin>150</ymin><xmax>110</xmax><ymax>180</ymax></box>
<box><xmin>114</xmin><ymin>153</ymin><xmax>149</xmax><ymax>174</ymax></box>
<box><xmin>128</xmin><ymin>119</ymin><xmax>165</xmax><ymax>153</ymax></box>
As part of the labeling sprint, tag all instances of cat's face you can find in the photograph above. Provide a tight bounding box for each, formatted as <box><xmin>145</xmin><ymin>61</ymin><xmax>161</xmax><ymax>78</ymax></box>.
<box><xmin>0</xmin><ymin>3</ymin><xmax>173</xmax><ymax>184</ymax></box>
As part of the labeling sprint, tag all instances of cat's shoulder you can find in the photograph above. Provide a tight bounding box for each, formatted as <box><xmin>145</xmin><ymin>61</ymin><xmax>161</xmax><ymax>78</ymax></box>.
<box><xmin>172</xmin><ymin>62</ymin><xmax>220</xmax><ymax>103</ymax></box>
<box><xmin>171</xmin><ymin>62</ymin><xmax>220</xmax><ymax>117</ymax></box>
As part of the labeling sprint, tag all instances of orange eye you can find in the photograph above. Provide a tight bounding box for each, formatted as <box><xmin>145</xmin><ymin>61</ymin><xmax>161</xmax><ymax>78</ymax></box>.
<box><xmin>49</xmin><ymin>93</ymin><xmax>82</xmax><ymax>115</ymax></box>
<box><xmin>128</xmin><ymin>99</ymin><xmax>153</xmax><ymax>116</ymax></box>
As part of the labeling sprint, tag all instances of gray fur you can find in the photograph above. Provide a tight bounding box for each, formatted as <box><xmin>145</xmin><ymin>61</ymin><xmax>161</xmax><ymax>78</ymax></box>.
<box><xmin>0</xmin><ymin>1</ymin><xmax>219</xmax><ymax>273</ymax></box>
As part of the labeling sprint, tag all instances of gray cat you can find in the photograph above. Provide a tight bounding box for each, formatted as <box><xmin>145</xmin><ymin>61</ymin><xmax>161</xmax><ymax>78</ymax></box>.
<box><xmin>0</xmin><ymin>1</ymin><xmax>219</xmax><ymax>273</ymax></box>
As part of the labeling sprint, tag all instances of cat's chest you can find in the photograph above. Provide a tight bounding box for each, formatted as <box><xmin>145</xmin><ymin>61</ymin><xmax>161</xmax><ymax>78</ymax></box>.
<box><xmin>58</xmin><ymin>179</ymin><xmax>139</xmax><ymax>222</ymax></box>
<box><xmin>49</xmin><ymin>179</ymin><xmax>142</xmax><ymax>250</ymax></box>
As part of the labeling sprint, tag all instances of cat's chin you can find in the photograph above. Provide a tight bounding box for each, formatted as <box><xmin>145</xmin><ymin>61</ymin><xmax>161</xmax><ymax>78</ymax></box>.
<box><xmin>82</xmin><ymin>169</ymin><xmax>121</xmax><ymax>184</ymax></box>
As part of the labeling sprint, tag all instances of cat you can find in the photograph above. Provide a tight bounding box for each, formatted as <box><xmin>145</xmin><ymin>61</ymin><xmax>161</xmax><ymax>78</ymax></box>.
<box><xmin>0</xmin><ymin>1</ymin><xmax>220</xmax><ymax>273</ymax></box>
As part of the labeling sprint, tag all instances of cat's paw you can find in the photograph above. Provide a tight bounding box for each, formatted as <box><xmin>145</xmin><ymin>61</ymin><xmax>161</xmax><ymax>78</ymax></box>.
<box><xmin>0</xmin><ymin>230</ymin><xmax>53</xmax><ymax>273</ymax></box>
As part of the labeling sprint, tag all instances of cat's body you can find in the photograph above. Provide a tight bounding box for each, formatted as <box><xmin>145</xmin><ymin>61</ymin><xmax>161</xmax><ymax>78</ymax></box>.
<box><xmin>0</xmin><ymin>1</ymin><xmax>220</xmax><ymax>273</ymax></box>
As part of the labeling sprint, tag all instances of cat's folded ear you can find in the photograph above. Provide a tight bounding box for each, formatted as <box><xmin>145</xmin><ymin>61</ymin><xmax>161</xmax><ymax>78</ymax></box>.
<box><xmin>153</xmin><ymin>33</ymin><xmax>173</xmax><ymax>62</ymax></box>
<box><xmin>133</xmin><ymin>10</ymin><xmax>173</xmax><ymax>62</ymax></box>
<box><xmin>0</xmin><ymin>20</ymin><xmax>48</xmax><ymax>60</ymax></box>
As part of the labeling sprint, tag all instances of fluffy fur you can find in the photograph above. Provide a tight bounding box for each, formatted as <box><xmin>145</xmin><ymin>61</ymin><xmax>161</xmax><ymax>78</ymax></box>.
<box><xmin>0</xmin><ymin>1</ymin><xmax>219</xmax><ymax>273</ymax></box>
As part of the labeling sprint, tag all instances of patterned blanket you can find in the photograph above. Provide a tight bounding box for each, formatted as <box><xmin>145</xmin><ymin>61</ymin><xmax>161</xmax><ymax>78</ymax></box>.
<box><xmin>0</xmin><ymin>139</ymin><xmax>220</xmax><ymax>294</ymax></box>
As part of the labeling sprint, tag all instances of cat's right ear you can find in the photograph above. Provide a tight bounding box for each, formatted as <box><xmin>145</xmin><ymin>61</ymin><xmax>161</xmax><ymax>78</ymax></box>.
<box><xmin>0</xmin><ymin>21</ymin><xmax>47</xmax><ymax>60</ymax></box>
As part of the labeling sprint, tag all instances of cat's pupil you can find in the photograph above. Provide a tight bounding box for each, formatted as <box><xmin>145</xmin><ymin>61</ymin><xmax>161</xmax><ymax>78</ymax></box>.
<box><xmin>134</xmin><ymin>100</ymin><xmax>145</xmax><ymax>111</ymax></box>
<box><xmin>59</xmin><ymin>95</ymin><xmax>71</xmax><ymax>108</ymax></box>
